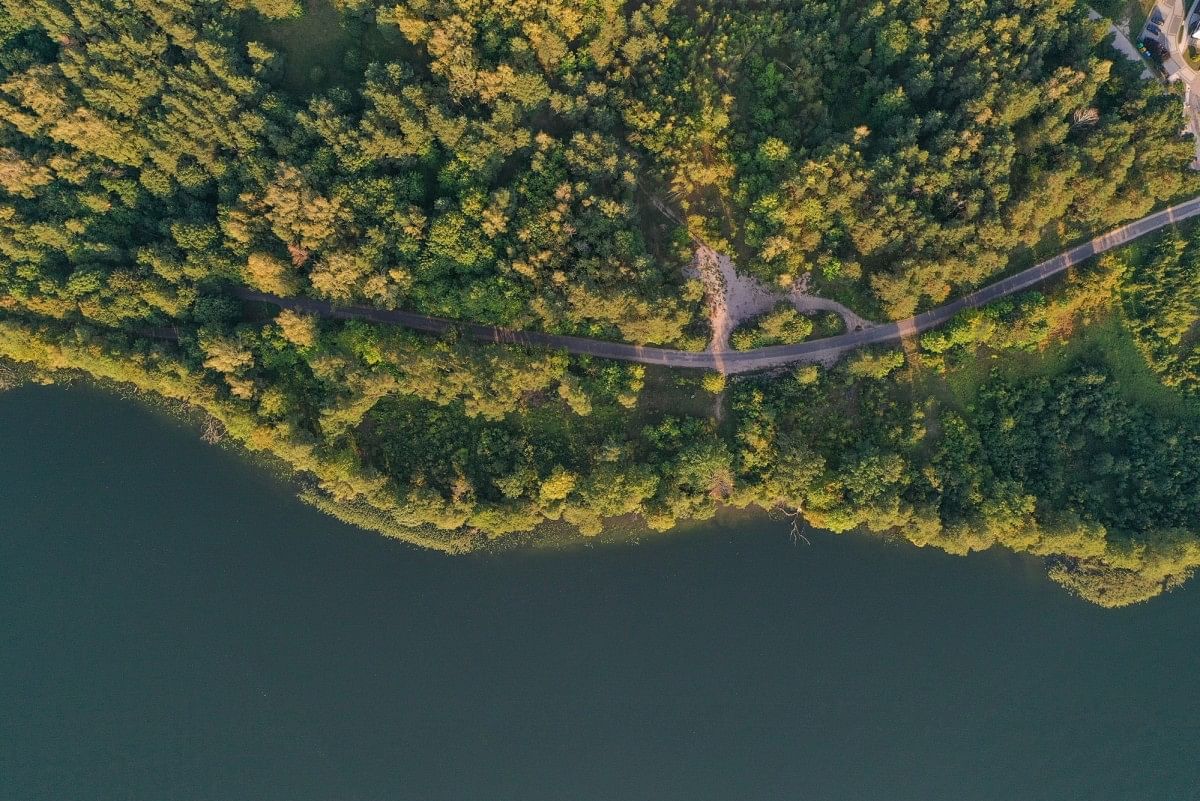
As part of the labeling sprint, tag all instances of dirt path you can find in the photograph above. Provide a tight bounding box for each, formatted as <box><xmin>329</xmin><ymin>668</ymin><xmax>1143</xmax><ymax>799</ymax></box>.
<box><xmin>789</xmin><ymin>296</ymin><xmax>873</xmax><ymax>331</ymax></box>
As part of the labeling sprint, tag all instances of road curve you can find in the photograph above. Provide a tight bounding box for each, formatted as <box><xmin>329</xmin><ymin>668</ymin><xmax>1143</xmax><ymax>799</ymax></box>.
<box><xmin>236</xmin><ymin>194</ymin><xmax>1200</xmax><ymax>375</ymax></box>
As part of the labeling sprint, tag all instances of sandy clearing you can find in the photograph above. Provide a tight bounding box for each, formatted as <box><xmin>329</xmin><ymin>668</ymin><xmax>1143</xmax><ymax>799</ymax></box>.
<box><xmin>690</xmin><ymin>245</ymin><xmax>778</xmax><ymax>352</ymax></box>
<box><xmin>689</xmin><ymin>245</ymin><xmax>875</xmax><ymax>352</ymax></box>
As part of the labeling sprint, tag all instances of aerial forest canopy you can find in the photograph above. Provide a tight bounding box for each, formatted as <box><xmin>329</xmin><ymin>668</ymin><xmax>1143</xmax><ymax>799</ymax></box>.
<box><xmin>1</xmin><ymin>0</ymin><xmax>1199</xmax><ymax>607</ymax></box>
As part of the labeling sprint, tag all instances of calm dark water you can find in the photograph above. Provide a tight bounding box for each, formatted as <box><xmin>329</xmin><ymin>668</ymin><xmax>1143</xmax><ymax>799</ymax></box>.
<box><xmin>2</xmin><ymin>384</ymin><xmax>1199</xmax><ymax>801</ymax></box>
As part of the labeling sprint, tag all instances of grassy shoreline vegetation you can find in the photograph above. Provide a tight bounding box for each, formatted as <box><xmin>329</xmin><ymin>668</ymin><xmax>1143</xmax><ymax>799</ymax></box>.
<box><xmin>2</xmin><ymin>0</ymin><xmax>1200</xmax><ymax>605</ymax></box>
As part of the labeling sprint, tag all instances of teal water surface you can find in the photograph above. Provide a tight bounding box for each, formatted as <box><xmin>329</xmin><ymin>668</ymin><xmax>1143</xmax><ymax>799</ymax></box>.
<box><xmin>2</xmin><ymin>384</ymin><xmax>1198</xmax><ymax>801</ymax></box>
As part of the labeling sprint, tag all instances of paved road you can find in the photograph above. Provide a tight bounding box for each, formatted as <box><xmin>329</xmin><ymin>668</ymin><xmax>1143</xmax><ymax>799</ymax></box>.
<box><xmin>237</xmin><ymin>194</ymin><xmax>1200</xmax><ymax>375</ymax></box>
<box><xmin>1088</xmin><ymin>8</ymin><xmax>1153</xmax><ymax>77</ymax></box>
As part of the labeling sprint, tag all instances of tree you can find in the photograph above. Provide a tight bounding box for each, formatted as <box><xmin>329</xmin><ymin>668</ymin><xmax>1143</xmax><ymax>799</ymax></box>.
<box><xmin>847</xmin><ymin>349</ymin><xmax>905</xmax><ymax>380</ymax></box>
<box><xmin>246</xmin><ymin>252</ymin><xmax>298</xmax><ymax>295</ymax></box>
<box><xmin>276</xmin><ymin>309</ymin><xmax>319</xmax><ymax>348</ymax></box>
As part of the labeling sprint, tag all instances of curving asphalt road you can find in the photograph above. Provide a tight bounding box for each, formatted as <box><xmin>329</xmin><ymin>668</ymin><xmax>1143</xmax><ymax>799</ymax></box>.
<box><xmin>236</xmin><ymin>194</ymin><xmax>1200</xmax><ymax>375</ymax></box>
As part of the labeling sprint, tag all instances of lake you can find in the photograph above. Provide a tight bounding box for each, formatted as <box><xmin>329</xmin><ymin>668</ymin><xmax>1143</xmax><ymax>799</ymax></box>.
<box><xmin>2</xmin><ymin>384</ymin><xmax>1198</xmax><ymax>801</ymax></box>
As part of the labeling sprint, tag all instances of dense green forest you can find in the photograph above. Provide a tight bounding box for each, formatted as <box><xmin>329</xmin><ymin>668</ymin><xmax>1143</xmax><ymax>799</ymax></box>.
<box><xmin>1</xmin><ymin>0</ymin><xmax>1199</xmax><ymax>606</ymax></box>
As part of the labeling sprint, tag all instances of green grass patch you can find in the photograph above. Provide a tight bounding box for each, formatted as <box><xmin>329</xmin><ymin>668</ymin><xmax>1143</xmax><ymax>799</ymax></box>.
<box><xmin>241</xmin><ymin>0</ymin><xmax>410</xmax><ymax>97</ymax></box>
<box><xmin>914</xmin><ymin>211</ymin><xmax>1200</xmax><ymax>421</ymax></box>
<box><xmin>633</xmin><ymin>364</ymin><xmax>720</xmax><ymax>424</ymax></box>
<box><xmin>940</xmin><ymin>311</ymin><xmax>1200</xmax><ymax>420</ymax></box>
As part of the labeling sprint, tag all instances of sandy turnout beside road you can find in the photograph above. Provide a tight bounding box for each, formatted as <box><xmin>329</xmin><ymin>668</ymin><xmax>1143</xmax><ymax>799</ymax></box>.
<box><xmin>689</xmin><ymin>245</ymin><xmax>873</xmax><ymax>352</ymax></box>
